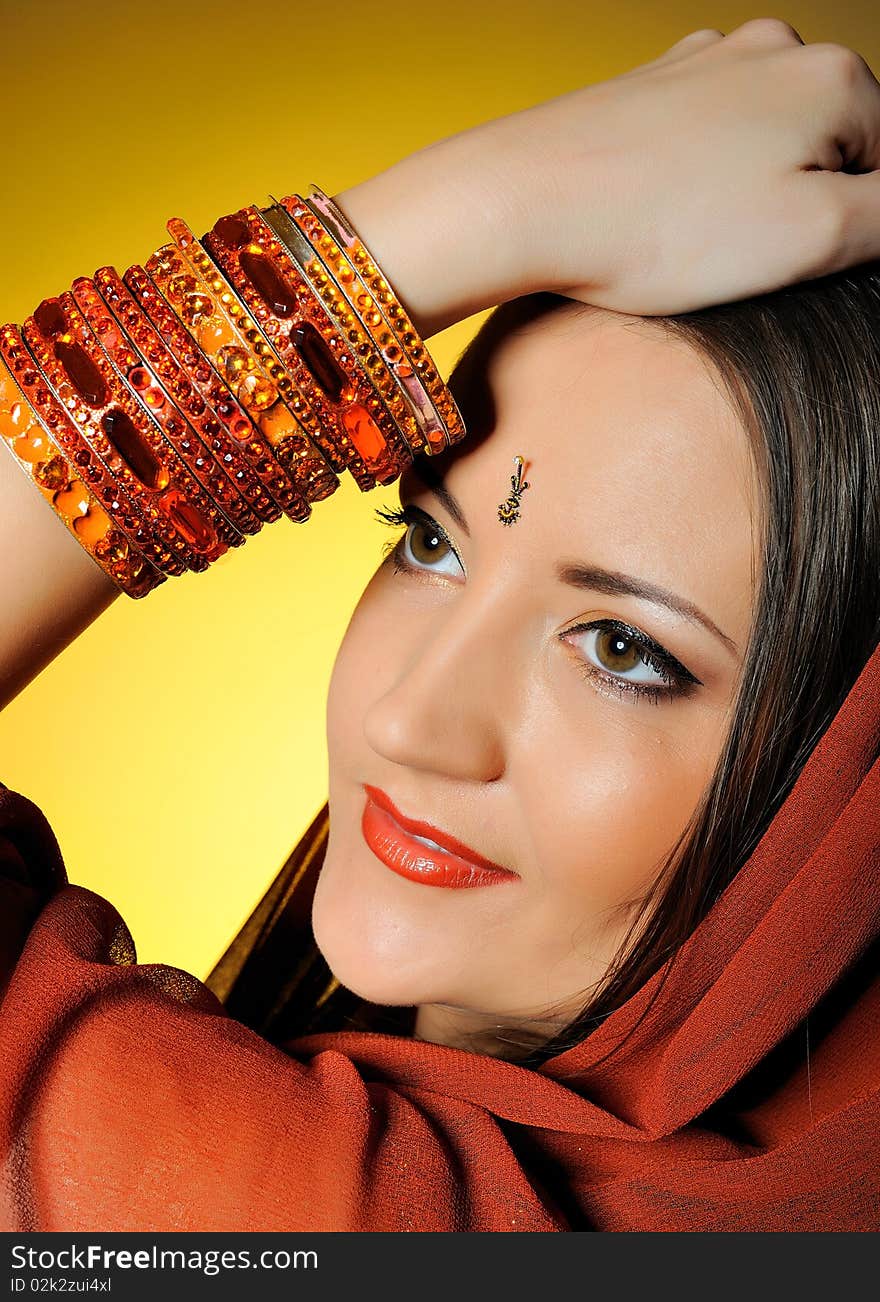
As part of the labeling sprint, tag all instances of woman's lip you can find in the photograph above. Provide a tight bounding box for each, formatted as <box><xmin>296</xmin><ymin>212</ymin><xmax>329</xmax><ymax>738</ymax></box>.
<box><xmin>361</xmin><ymin>785</ymin><xmax>518</xmax><ymax>889</ymax></box>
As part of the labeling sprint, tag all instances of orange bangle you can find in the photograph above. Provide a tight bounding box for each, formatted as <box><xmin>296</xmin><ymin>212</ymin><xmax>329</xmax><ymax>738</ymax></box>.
<box><xmin>267</xmin><ymin>198</ymin><xmax>435</xmax><ymax>457</ymax></box>
<box><xmin>122</xmin><ymin>261</ymin><xmax>319</xmax><ymax>524</ymax></box>
<box><xmin>293</xmin><ymin>185</ymin><xmax>466</xmax><ymax>450</ymax></box>
<box><xmin>71</xmin><ymin>273</ymin><xmax>263</xmax><ymax>539</ymax></box>
<box><xmin>94</xmin><ymin>266</ymin><xmax>284</xmax><ymax>526</ymax></box>
<box><xmin>166</xmin><ymin>222</ymin><xmax>352</xmax><ymax>495</ymax></box>
<box><xmin>23</xmin><ymin>294</ymin><xmax>240</xmax><ymax>571</ymax></box>
<box><xmin>145</xmin><ymin>237</ymin><xmax>336</xmax><ymax>514</ymax></box>
<box><xmin>203</xmin><ymin>206</ymin><xmax>413</xmax><ymax>486</ymax></box>
<box><xmin>2</xmin><ymin>183</ymin><xmax>468</xmax><ymax>598</ymax></box>
<box><xmin>0</xmin><ymin>350</ymin><xmax>164</xmax><ymax>598</ymax></box>
<box><xmin>0</xmin><ymin>321</ymin><xmax>184</xmax><ymax>576</ymax></box>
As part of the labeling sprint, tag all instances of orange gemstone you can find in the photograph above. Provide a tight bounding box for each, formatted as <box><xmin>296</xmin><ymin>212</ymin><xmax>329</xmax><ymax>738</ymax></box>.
<box><xmin>342</xmin><ymin>405</ymin><xmax>387</xmax><ymax>466</ymax></box>
<box><xmin>240</xmin><ymin>250</ymin><xmax>298</xmax><ymax>317</ymax></box>
<box><xmin>55</xmin><ymin>479</ymin><xmax>92</xmax><ymax>521</ymax></box>
<box><xmin>290</xmin><ymin>322</ymin><xmax>347</xmax><ymax>401</ymax></box>
<box><xmin>162</xmin><ymin>490</ymin><xmax>216</xmax><ymax>553</ymax></box>
<box><xmin>56</xmin><ymin>339</ymin><xmax>107</xmax><ymax>406</ymax></box>
<box><xmin>180</xmin><ymin>293</ymin><xmax>214</xmax><ymax>326</ymax></box>
<box><xmin>149</xmin><ymin>246</ymin><xmax>184</xmax><ymax>276</ymax></box>
<box><xmin>34</xmin><ymin>298</ymin><xmax>67</xmax><ymax>337</ymax></box>
<box><xmin>35</xmin><ymin>455</ymin><xmax>71</xmax><ymax>491</ymax></box>
<box><xmin>11</xmin><ymin>429</ymin><xmax>50</xmax><ymax>462</ymax></box>
<box><xmin>94</xmin><ymin>315</ymin><xmax>123</xmax><ymax>350</ymax></box>
<box><xmin>73</xmin><ymin>503</ymin><xmax>111</xmax><ymax>546</ymax></box>
<box><xmin>168</xmin><ymin>274</ymin><xmax>198</xmax><ymax>301</ymax></box>
<box><xmin>258</xmin><ymin>402</ymin><xmax>297</xmax><ymax>445</ymax></box>
<box><xmin>237</xmin><ymin>373</ymin><xmax>277</xmax><ymax>411</ymax></box>
<box><xmin>212</xmin><ymin>214</ymin><xmax>251</xmax><ymax>248</ymax></box>
<box><xmin>0</xmin><ymin>401</ymin><xmax>32</xmax><ymax>440</ymax></box>
<box><xmin>199</xmin><ymin>317</ymin><xmax>236</xmax><ymax>351</ymax></box>
<box><xmin>95</xmin><ymin>530</ymin><xmax>131</xmax><ymax>563</ymax></box>
<box><xmin>218</xmin><ymin>345</ymin><xmax>251</xmax><ymax>382</ymax></box>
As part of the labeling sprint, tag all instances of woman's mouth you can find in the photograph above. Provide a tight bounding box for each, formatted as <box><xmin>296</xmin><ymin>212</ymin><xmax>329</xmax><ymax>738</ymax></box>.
<box><xmin>360</xmin><ymin>784</ymin><xmax>518</xmax><ymax>889</ymax></box>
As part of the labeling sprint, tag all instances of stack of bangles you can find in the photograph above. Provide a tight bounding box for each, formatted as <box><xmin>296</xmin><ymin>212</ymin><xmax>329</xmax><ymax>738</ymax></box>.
<box><xmin>0</xmin><ymin>186</ymin><xmax>466</xmax><ymax>598</ymax></box>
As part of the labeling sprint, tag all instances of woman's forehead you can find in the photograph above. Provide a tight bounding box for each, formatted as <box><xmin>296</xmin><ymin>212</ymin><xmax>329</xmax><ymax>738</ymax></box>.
<box><xmin>406</xmin><ymin>305</ymin><xmax>762</xmax><ymax>647</ymax></box>
<box><xmin>444</xmin><ymin>305</ymin><xmax>758</xmax><ymax>517</ymax></box>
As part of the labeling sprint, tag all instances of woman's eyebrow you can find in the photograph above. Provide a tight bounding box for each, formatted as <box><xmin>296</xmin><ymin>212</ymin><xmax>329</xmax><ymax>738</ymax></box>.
<box><xmin>407</xmin><ymin>458</ymin><xmax>738</xmax><ymax>658</ymax></box>
<box><xmin>556</xmin><ymin>562</ymin><xmax>740</xmax><ymax>658</ymax></box>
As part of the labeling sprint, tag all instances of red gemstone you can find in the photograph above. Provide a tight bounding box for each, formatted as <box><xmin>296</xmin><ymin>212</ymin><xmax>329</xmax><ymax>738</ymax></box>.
<box><xmin>34</xmin><ymin>298</ymin><xmax>67</xmax><ymax>337</ymax></box>
<box><xmin>212</xmin><ymin>214</ymin><xmax>251</xmax><ymax>248</ymax></box>
<box><xmin>240</xmin><ymin>250</ymin><xmax>297</xmax><ymax>317</ymax></box>
<box><xmin>102</xmin><ymin>408</ymin><xmax>168</xmax><ymax>490</ymax></box>
<box><xmin>56</xmin><ymin>340</ymin><xmax>107</xmax><ymax>406</ymax></box>
<box><xmin>290</xmin><ymin>322</ymin><xmax>346</xmax><ymax>401</ymax></box>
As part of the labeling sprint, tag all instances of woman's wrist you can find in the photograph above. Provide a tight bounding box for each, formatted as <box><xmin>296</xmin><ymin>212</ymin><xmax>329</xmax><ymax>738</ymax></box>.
<box><xmin>333</xmin><ymin>131</ymin><xmax>539</xmax><ymax>338</ymax></box>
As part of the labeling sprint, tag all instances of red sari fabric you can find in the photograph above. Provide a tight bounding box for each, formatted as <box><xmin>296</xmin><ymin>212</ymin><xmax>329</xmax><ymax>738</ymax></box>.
<box><xmin>0</xmin><ymin>640</ymin><xmax>877</xmax><ymax>1232</ymax></box>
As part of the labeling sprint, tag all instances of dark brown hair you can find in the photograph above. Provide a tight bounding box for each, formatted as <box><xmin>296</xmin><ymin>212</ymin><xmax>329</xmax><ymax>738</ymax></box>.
<box><xmin>443</xmin><ymin>271</ymin><xmax>880</xmax><ymax>1067</ymax></box>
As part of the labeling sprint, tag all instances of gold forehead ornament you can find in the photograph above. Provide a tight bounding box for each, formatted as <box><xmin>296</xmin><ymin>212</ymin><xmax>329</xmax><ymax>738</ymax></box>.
<box><xmin>496</xmin><ymin>455</ymin><xmax>530</xmax><ymax>526</ymax></box>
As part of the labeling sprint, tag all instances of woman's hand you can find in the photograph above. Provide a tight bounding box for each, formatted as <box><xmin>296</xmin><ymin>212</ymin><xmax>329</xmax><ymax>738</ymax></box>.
<box><xmin>461</xmin><ymin>17</ymin><xmax>880</xmax><ymax>314</ymax></box>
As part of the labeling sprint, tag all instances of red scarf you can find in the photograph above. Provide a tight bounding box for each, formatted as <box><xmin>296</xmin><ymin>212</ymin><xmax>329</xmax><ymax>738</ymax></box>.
<box><xmin>0</xmin><ymin>641</ymin><xmax>877</xmax><ymax>1230</ymax></box>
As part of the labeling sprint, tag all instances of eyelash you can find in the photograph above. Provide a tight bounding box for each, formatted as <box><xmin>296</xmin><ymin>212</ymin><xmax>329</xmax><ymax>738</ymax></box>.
<box><xmin>374</xmin><ymin>502</ymin><xmax>697</xmax><ymax>706</ymax></box>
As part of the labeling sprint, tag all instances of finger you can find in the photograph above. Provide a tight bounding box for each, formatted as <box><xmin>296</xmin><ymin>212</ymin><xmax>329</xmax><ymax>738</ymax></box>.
<box><xmin>652</xmin><ymin>27</ymin><xmax>726</xmax><ymax>64</ymax></box>
<box><xmin>616</xmin><ymin>28</ymin><xmax>725</xmax><ymax>80</ymax></box>
<box><xmin>723</xmin><ymin>17</ymin><xmax>805</xmax><ymax>48</ymax></box>
<box><xmin>799</xmin><ymin>43</ymin><xmax>880</xmax><ymax>172</ymax></box>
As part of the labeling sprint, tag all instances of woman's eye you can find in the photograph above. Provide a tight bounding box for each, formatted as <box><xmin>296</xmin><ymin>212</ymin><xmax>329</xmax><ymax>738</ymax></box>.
<box><xmin>562</xmin><ymin>621</ymin><xmax>700</xmax><ymax>704</ymax></box>
<box><xmin>375</xmin><ymin>503</ymin><xmax>464</xmax><ymax>579</ymax></box>
<box><xmin>585</xmin><ymin>626</ymin><xmax>670</xmax><ymax>685</ymax></box>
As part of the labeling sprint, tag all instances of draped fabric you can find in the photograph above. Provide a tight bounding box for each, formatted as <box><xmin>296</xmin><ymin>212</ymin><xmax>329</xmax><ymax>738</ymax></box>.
<box><xmin>0</xmin><ymin>640</ymin><xmax>877</xmax><ymax>1231</ymax></box>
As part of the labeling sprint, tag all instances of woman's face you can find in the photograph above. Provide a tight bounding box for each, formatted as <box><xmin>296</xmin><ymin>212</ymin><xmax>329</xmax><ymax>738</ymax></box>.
<box><xmin>315</xmin><ymin>301</ymin><xmax>761</xmax><ymax>1050</ymax></box>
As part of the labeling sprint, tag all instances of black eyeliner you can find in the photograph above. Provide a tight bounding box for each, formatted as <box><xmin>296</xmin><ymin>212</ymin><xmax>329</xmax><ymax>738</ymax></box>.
<box><xmin>563</xmin><ymin>618</ymin><xmax>702</xmax><ymax>686</ymax></box>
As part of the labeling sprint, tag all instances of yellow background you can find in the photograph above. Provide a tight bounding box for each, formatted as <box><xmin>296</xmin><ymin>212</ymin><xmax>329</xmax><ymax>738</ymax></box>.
<box><xmin>0</xmin><ymin>0</ymin><xmax>877</xmax><ymax>977</ymax></box>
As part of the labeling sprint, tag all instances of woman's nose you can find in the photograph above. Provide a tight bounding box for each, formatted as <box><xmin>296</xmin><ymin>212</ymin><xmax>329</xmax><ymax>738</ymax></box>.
<box><xmin>361</xmin><ymin>584</ymin><xmax>512</xmax><ymax>783</ymax></box>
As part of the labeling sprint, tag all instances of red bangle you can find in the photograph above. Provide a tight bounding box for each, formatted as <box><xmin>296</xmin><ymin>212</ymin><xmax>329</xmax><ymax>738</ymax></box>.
<box><xmin>202</xmin><ymin>207</ymin><xmax>411</xmax><ymax>491</ymax></box>
<box><xmin>123</xmin><ymin>259</ymin><xmax>317</xmax><ymax>522</ymax></box>
<box><xmin>23</xmin><ymin>293</ymin><xmax>239</xmax><ymax>571</ymax></box>
<box><xmin>72</xmin><ymin>272</ymin><xmax>263</xmax><ymax>539</ymax></box>
<box><xmin>140</xmin><ymin>243</ymin><xmax>332</xmax><ymax>518</ymax></box>
<box><xmin>163</xmin><ymin>218</ymin><xmax>348</xmax><ymax>492</ymax></box>
<box><xmin>95</xmin><ymin>266</ymin><xmax>285</xmax><ymax>525</ymax></box>
<box><xmin>0</xmin><ymin>329</ymin><xmax>166</xmax><ymax>593</ymax></box>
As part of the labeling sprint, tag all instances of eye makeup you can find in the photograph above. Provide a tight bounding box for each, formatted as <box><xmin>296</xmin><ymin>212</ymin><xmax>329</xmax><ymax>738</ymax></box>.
<box><xmin>560</xmin><ymin>619</ymin><xmax>701</xmax><ymax>705</ymax></box>
<box><xmin>374</xmin><ymin>502</ymin><xmax>464</xmax><ymax>573</ymax></box>
<box><xmin>374</xmin><ymin>502</ymin><xmax>702</xmax><ymax>706</ymax></box>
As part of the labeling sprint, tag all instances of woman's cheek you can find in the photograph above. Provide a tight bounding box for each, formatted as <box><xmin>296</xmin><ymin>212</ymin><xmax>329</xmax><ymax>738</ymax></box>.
<box><xmin>527</xmin><ymin>713</ymin><xmax>714</xmax><ymax>915</ymax></box>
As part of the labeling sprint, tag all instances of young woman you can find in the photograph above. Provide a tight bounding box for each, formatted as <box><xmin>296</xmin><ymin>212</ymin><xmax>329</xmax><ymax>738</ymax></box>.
<box><xmin>1</xmin><ymin>19</ymin><xmax>878</xmax><ymax>1231</ymax></box>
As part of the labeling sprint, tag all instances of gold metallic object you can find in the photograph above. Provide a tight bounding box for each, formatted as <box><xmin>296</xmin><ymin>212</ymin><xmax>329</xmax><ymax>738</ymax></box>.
<box><xmin>497</xmin><ymin>455</ymin><xmax>530</xmax><ymax>525</ymax></box>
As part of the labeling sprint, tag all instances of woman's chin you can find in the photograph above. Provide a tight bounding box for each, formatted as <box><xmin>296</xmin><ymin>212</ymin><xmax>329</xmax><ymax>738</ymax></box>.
<box><xmin>310</xmin><ymin>857</ymin><xmax>441</xmax><ymax>1008</ymax></box>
